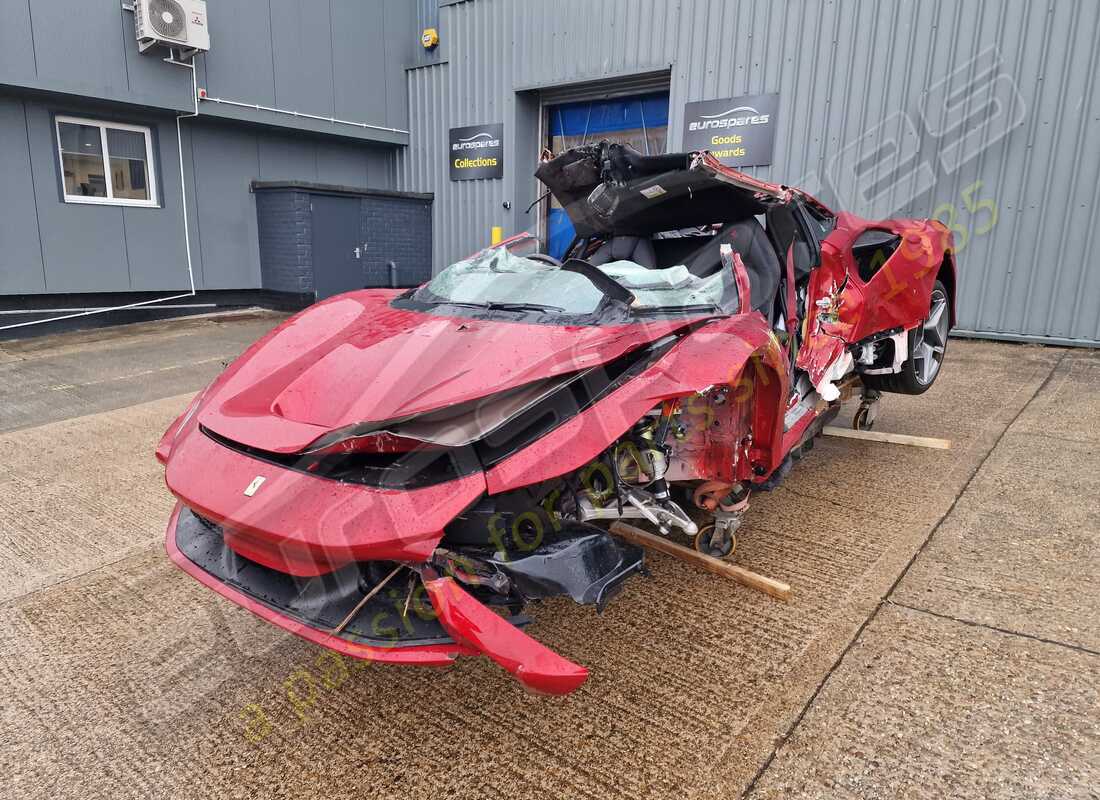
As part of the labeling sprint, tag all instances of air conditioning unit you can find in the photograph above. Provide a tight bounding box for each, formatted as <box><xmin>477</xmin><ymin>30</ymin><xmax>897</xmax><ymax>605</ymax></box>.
<box><xmin>134</xmin><ymin>0</ymin><xmax>210</xmax><ymax>57</ymax></box>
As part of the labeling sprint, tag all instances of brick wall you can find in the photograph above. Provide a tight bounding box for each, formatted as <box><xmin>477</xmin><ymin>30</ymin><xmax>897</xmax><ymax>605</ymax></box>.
<box><xmin>255</xmin><ymin>185</ymin><xmax>432</xmax><ymax>303</ymax></box>
<box><xmin>255</xmin><ymin>191</ymin><xmax>313</xmax><ymax>296</ymax></box>
<box><xmin>361</xmin><ymin>195</ymin><xmax>433</xmax><ymax>288</ymax></box>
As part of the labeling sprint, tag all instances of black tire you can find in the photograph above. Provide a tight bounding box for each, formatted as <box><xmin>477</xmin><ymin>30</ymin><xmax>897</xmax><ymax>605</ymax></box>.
<box><xmin>862</xmin><ymin>279</ymin><xmax>950</xmax><ymax>395</ymax></box>
<box><xmin>853</xmin><ymin>405</ymin><xmax>875</xmax><ymax>430</ymax></box>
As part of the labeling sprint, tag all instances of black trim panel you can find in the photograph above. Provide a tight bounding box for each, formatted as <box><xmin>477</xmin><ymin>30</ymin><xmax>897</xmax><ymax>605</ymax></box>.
<box><xmin>175</xmin><ymin>507</ymin><xmax>456</xmax><ymax>648</ymax></box>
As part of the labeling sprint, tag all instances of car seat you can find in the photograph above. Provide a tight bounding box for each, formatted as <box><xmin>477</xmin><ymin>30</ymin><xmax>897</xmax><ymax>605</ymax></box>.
<box><xmin>586</xmin><ymin>236</ymin><xmax>657</xmax><ymax>269</ymax></box>
<box><xmin>678</xmin><ymin>218</ymin><xmax>782</xmax><ymax>314</ymax></box>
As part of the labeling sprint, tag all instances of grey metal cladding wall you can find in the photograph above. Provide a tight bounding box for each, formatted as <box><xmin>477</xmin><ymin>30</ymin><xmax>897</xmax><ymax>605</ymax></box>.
<box><xmin>0</xmin><ymin>0</ymin><xmax>413</xmax><ymax>141</ymax></box>
<box><xmin>0</xmin><ymin>94</ymin><xmax>395</xmax><ymax>296</ymax></box>
<box><xmin>0</xmin><ymin>0</ymin><xmax>191</xmax><ymax>108</ymax></box>
<box><xmin>397</xmin><ymin>0</ymin><xmax>682</xmax><ymax>275</ymax></box>
<box><xmin>199</xmin><ymin>0</ymin><xmax>278</xmax><ymax>105</ymax></box>
<box><xmin>401</xmin><ymin>0</ymin><xmax>1100</xmax><ymax>345</ymax></box>
<box><xmin>186</xmin><ymin>120</ymin><xmax>396</xmax><ymax>291</ymax></box>
<box><xmin>197</xmin><ymin>0</ymin><xmax>414</xmax><ymax>135</ymax></box>
<box><xmin>0</xmin><ymin>96</ymin><xmax>44</xmax><ymax>294</ymax></box>
<box><xmin>19</xmin><ymin>99</ymin><xmax>190</xmax><ymax>294</ymax></box>
<box><xmin>398</xmin><ymin>0</ymin><xmax>514</xmax><ymax>272</ymax></box>
<box><xmin>510</xmin><ymin>0</ymin><xmax>682</xmax><ymax>88</ymax></box>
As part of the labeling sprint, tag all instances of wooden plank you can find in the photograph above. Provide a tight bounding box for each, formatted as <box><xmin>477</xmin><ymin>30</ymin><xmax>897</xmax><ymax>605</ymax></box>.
<box><xmin>822</xmin><ymin>426</ymin><xmax>952</xmax><ymax>450</ymax></box>
<box><xmin>609</xmin><ymin>521</ymin><xmax>792</xmax><ymax>602</ymax></box>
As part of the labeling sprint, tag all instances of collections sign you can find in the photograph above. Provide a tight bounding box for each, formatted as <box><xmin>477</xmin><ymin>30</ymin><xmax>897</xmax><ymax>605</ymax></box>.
<box><xmin>681</xmin><ymin>93</ymin><xmax>779</xmax><ymax>168</ymax></box>
<box><xmin>449</xmin><ymin>123</ymin><xmax>504</xmax><ymax>180</ymax></box>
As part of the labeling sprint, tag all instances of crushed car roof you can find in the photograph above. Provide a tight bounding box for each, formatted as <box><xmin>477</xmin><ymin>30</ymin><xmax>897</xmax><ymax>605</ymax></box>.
<box><xmin>534</xmin><ymin>142</ymin><xmax>792</xmax><ymax>237</ymax></box>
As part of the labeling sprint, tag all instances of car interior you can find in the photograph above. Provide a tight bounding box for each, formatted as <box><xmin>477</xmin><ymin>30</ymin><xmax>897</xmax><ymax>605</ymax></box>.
<box><xmin>582</xmin><ymin>220</ymin><xmax>782</xmax><ymax>315</ymax></box>
<box><xmin>540</xmin><ymin>142</ymin><xmax>824</xmax><ymax>329</ymax></box>
<box><xmin>569</xmin><ymin>206</ymin><xmax>818</xmax><ymax>328</ymax></box>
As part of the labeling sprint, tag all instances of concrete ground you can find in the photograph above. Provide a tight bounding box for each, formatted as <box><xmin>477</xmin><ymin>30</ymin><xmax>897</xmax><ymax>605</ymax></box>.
<box><xmin>0</xmin><ymin>314</ymin><xmax>1096</xmax><ymax>799</ymax></box>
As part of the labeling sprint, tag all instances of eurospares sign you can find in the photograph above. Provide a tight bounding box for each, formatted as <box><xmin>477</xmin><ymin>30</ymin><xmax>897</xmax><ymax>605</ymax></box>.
<box><xmin>682</xmin><ymin>93</ymin><xmax>779</xmax><ymax>168</ymax></box>
<box><xmin>449</xmin><ymin>123</ymin><xmax>504</xmax><ymax>180</ymax></box>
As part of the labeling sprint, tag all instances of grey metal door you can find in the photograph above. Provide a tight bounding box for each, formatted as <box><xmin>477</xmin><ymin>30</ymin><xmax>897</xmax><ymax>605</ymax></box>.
<box><xmin>311</xmin><ymin>195</ymin><xmax>363</xmax><ymax>300</ymax></box>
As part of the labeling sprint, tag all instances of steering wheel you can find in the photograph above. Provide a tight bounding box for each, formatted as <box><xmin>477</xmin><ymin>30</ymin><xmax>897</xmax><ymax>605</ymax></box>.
<box><xmin>525</xmin><ymin>253</ymin><xmax>562</xmax><ymax>267</ymax></box>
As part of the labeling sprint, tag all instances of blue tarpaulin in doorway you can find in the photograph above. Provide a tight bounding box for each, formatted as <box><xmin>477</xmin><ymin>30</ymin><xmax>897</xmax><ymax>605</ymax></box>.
<box><xmin>546</xmin><ymin>92</ymin><xmax>669</xmax><ymax>258</ymax></box>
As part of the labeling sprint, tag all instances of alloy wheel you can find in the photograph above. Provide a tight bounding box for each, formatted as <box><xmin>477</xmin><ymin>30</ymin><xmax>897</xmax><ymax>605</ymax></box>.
<box><xmin>912</xmin><ymin>288</ymin><xmax>949</xmax><ymax>386</ymax></box>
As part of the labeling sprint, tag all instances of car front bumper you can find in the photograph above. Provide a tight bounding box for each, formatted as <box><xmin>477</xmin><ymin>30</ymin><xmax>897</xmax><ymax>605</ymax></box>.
<box><xmin>165</xmin><ymin>503</ymin><xmax>590</xmax><ymax>693</ymax></box>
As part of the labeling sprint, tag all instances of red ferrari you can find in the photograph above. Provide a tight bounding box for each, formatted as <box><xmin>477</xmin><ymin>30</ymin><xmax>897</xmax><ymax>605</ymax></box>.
<box><xmin>158</xmin><ymin>142</ymin><xmax>956</xmax><ymax>695</ymax></box>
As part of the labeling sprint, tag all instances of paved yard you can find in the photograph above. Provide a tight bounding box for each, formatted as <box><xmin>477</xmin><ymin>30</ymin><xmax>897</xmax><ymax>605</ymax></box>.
<box><xmin>0</xmin><ymin>314</ymin><xmax>1096</xmax><ymax>799</ymax></box>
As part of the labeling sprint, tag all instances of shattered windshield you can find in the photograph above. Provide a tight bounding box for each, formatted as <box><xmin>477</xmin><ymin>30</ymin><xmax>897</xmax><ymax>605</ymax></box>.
<box><xmin>415</xmin><ymin>247</ymin><xmax>736</xmax><ymax>316</ymax></box>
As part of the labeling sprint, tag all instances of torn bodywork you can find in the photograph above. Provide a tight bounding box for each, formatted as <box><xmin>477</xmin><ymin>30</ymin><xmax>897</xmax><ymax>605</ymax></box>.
<box><xmin>159</xmin><ymin>141</ymin><xmax>957</xmax><ymax>694</ymax></box>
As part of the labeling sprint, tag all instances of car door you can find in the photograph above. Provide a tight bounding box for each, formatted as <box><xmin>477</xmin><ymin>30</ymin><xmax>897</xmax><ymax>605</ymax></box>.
<box><xmin>792</xmin><ymin>204</ymin><xmax>867</xmax><ymax>387</ymax></box>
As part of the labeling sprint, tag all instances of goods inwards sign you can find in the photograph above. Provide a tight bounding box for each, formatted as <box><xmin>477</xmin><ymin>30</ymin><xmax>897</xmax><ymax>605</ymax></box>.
<box><xmin>449</xmin><ymin>123</ymin><xmax>504</xmax><ymax>180</ymax></box>
<box><xmin>681</xmin><ymin>94</ymin><xmax>779</xmax><ymax>168</ymax></box>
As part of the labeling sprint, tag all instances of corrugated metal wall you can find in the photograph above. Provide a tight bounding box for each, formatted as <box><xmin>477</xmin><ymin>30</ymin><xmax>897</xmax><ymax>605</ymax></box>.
<box><xmin>399</xmin><ymin>0</ymin><xmax>514</xmax><ymax>278</ymax></box>
<box><xmin>399</xmin><ymin>0</ymin><xmax>1100</xmax><ymax>345</ymax></box>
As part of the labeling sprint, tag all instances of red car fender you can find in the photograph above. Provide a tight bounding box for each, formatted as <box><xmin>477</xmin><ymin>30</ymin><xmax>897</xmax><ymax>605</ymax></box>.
<box><xmin>155</xmin><ymin>387</ymin><xmax>207</xmax><ymax>464</ymax></box>
<box><xmin>799</xmin><ymin>212</ymin><xmax>954</xmax><ymax>386</ymax></box>
<box><xmin>486</xmin><ymin>315</ymin><xmax>788</xmax><ymax>493</ymax></box>
<box><xmin>852</xmin><ymin>220</ymin><xmax>947</xmax><ymax>339</ymax></box>
<box><xmin>928</xmin><ymin>219</ymin><xmax>959</xmax><ymax>326</ymax></box>
<box><xmin>422</xmin><ymin>573</ymin><xmax>589</xmax><ymax>695</ymax></box>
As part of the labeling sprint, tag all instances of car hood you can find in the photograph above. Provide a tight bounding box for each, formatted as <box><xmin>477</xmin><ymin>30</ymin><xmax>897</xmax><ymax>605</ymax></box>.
<box><xmin>197</xmin><ymin>290</ymin><xmax>701</xmax><ymax>453</ymax></box>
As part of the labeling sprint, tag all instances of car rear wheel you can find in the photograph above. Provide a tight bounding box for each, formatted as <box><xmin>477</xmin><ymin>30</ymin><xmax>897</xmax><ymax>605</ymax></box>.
<box><xmin>862</xmin><ymin>279</ymin><xmax>949</xmax><ymax>395</ymax></box>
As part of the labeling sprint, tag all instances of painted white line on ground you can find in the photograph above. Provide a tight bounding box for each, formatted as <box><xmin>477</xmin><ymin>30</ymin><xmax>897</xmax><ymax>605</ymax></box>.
<box><xmin>46</xmin><ymin>356</ymin><xmax>228</xmax><ymax>390</ymax></box>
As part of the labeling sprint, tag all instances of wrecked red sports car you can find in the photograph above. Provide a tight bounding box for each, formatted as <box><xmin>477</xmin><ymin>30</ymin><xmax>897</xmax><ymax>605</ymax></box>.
<box><xmin>158</xmin><ymin>142</ymin><xmax>956</xmax><ymax>694</ymax></box>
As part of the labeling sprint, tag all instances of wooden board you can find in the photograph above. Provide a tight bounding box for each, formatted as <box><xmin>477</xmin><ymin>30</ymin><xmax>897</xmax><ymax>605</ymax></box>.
<box><xmin>822</xmin><ymin>426</ymin><xmax>951</xmax><ymax>450</ymax></box>
<box><xmin>609</xmin><ymin>521</ymin><xmax>792</xmax><ymax>602</ymax></box>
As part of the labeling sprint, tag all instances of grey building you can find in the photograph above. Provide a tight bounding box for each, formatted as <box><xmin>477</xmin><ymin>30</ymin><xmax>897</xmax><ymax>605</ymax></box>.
<box><xmin>3</xmin><ymin>0</ymin><xmax>1099</xmax><ymax>346</ymax></box>
<box><xmin>0</xmin><ymin>0</ymin><xmax>427</xmax><ymax>321</ymax></box>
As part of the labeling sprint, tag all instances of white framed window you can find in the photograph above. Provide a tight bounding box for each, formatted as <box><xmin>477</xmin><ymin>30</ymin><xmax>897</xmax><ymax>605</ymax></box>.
<box><xmin>55</xmin><ymin>115</ymin><xmax>158</xmax><ymax>208</ymax></box>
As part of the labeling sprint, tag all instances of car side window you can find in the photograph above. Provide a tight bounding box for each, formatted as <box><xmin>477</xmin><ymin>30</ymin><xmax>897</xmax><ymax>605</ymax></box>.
<box><xmin>851</xmin><ymin>229</ymin><xmax>901</xmax><ymax>282</ymax></box>
<box><xmin>791</xmin><ymin>219</ymin><xmax>816</xmax><ymax>280</ymax></box>
<box><xmin>764</xmin><ymin>207</ymin><xmax>817</xmax><ymax>282</ymax></box>
<box><xmin>790</xmin><ymin>206</ymin><xmax>821</xmax><ymax>281</ymax></box>
<box><xmin>804</xmin><ymin>204</ymin><xmax>836</xmax><ymax>240</ymax></box>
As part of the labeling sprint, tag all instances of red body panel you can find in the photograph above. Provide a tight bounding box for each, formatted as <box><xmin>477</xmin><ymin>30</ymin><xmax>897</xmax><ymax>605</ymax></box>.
<box><xmin>165</xmin><ymin>411</ymin><xmax>485</xmax><ymax>575</ymax></box>
<box><xmin>197</xmin><ymin>291</ymin><xmax>700</xmax><ymax>453</ymax></box>
<box><xmin>487</xmin><ymin>313</ymin><xmax>787</xmax><ymax>492</ymax></box>
<box><xmin>162</xmin><ymin>311</ymin><xmax>786</xmax><ymax>574</ymax></box>
<box><xmin>423</xmin><ymin>575</ymin><xmax>589</xmax><ymax>695</ymax></box>
<box><xmin>797</xmin><ymin>212</ymin><xmax>954</xmax><ymax>383</ymax></box>
<box><xmin>166</xmin><ymin>499</ymin><xmax>590</xmax><ymax>685</ymax></box>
